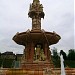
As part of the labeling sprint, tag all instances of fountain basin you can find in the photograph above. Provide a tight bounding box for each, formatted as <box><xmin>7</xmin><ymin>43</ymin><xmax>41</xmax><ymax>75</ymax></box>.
<box><xmin>13</xmin><ymin>30</ymin><xmax>61</xmax><ymax>46</ymax></box>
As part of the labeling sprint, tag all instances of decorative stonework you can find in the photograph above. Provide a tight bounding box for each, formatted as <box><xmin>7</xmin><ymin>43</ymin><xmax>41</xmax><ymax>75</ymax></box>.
<box><xmin>28</xmin><ymin>0</ymin><xmax>44</xmax><ymax>30</ymax></box>
<box><xmin>34</xmin><ymin>45</ymin><xmax>46</xmax><ymax>61</ymax></box>
<box><xmin>13</xmin><ymin>0</ymin><xmax>61</xmax><ymax>71</ymax></box>
<box><xmin>4</xmin><ymin>68</ymin><xmax>75</xmax><ymax>75</ymax></box>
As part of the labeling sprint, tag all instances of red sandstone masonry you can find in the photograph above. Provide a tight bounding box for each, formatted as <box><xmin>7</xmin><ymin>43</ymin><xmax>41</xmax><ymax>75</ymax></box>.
<box><xmin>0</xmin><ymin>68</ymin><xmax>75</xmax><ymax>75</ymax></box>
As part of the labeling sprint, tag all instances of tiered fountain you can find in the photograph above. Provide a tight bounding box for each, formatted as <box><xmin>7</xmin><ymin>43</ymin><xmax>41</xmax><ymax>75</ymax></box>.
<box><xmin>13</xmin><ymin>0</ymin><xmax>61</xmax><ymax>71</ymax></box>
<box><xmin>13</xmin><ymin>0</ymin><xmax>60</xmax><ymax>70</ymax></box>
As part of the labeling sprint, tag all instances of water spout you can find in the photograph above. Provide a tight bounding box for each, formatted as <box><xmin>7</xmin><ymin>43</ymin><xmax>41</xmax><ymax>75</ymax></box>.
<box><xmin>60</xmin><ymin>54</ymin><xmax>66</xmax><ymax>75</ymax></box>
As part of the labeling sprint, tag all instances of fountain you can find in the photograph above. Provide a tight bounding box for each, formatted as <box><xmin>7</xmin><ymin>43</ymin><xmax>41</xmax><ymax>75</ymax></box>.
<box><xmin>13</xmin><ymin>0</ymin><xmax>61</xmax><ymax>71</ymax></box>
<box><xmin>4</xmin><ymin>0</ymin><xmax>68</xmax><ymax>75</ymax></box>
<box><xmin>3</xmin><ymin>0</ymin><xmax>75</xmax><ymax>75</ymax></box>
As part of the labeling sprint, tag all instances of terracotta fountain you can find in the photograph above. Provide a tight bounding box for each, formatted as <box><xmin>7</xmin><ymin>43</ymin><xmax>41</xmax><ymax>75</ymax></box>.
<box><xmin>13</xmin><ymin>0</ymin><xmax>61</xmax><ymax>71</ymax></box>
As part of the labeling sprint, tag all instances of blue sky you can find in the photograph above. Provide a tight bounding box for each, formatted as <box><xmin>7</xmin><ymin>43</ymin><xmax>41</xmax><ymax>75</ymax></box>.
<box><xmin>0</xmin><ymin>0</ymin><xmax>74</xmax><ymax>54</ymax></box>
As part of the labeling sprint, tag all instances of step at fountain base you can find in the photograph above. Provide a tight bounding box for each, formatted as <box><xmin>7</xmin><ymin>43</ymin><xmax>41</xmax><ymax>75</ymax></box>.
<box><xmin>21</xmin><ymin>62</ymin><xmax>54</xmax><ymax>70</ymax></box>
<box><xmin>1</xmin><ymin>68</ymin><xmax>75</xmax><ymax>75</ymax></box>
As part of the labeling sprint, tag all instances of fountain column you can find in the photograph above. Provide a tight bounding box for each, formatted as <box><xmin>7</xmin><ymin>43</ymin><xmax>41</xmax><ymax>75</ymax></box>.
<box><xmin>44</xmin><ymin>43</ymin><xmax>48</xmax><ymax>60</ymax></box>
<box><xmin>30</xmin><ymin>42</ymin><xmax>35</xmax><ymax>62</ymax></box>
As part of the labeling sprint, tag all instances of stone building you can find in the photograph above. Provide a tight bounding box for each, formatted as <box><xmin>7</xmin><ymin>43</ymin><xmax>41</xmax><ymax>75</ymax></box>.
<box><xmin>1</xmin><ymin>52</ymin><xmax>15</xmax><ymax>59</ymax></box>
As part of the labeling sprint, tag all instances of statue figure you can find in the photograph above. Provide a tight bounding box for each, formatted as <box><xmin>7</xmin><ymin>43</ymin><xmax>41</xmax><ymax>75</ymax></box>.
<box><xmin>36</xmin><ymin>45</ymin><xmax>40</xmax><ymax>59</ymax></box>
<box><xmin>34</xmin><ymin>45</ymin><xmax>46</xmax><ymax>61</ymax></box>
<box><xmin>39</xmin><ymin>49</ymin><xmax>46</xmax><ymax>61</ymax></box>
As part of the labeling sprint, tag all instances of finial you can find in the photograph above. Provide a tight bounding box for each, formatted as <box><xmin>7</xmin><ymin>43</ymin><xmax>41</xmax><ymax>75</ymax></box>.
<box><xmin>33</xmin><ymin>0</ymin><xmax>39</xmax><ymax>2</ymax></box>
<box><xmin>28</xmin><ymin>0</ymin><xmax>45</xmax><ymax>30</ymax></box>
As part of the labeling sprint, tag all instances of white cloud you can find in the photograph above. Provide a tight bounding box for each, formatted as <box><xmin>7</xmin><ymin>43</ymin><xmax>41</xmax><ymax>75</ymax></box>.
<box><xmin>0</xmin><ymin>0</ymin><xmax>74</xmax><ymax>53</ymax></box>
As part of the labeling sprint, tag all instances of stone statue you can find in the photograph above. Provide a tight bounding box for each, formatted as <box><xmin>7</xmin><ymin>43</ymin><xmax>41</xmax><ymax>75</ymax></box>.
<box><xmin>36</xmin><ymin>45</ymin><xmax>40</xmax><ymax>59</ymax></box>
<box><xmin>39</xmin><ymin>49</ymin><xmax>46</xmax><ymax>61</ymax></box>
<box><xmin>34</xmin><ymin>45</ymin><xmax>46</xmax><ymax>61</ymax></box>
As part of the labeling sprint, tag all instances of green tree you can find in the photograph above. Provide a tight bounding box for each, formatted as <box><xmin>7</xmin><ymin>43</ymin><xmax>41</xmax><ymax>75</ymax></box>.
<box><xmin>0</xmin><ymin>53</ymin><xmax>2</xmax><ymax>67</ymax></box>
<box><xmin>52</xmin><ymin>47</ymin><xmax>59</xmax><ymax>59</ymax></box>
<box><xmin>3</xmin><ymin>59</ymin><xmax>14</xmax><ymax>68</ymax></box>
<box><xmin>60</xmin><ymin>50</ymin><xmax>67</xmax><ymax>60</ymax></box>
<box><xmin>52</xmin><ymin>47</ymin><xmax>60</xmax><ymax>67</ymax></box>
<box><xmin>68</xmin><ymin>49</ymin><xmax>75</xmax><ymax>60</ymax></box>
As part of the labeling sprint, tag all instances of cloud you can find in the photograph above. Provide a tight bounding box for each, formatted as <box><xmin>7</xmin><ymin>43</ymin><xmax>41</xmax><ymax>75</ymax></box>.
<box><xmin>0</xmin><ymin>0</ymin><xmax>74</xmax><ymax>53</ymax></box>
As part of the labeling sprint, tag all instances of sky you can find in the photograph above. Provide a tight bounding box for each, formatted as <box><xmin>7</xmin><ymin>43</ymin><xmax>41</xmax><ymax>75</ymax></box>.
<box><xmin>0</xmin><ymin>0</ymin><xmax>74</xmax><ymax>54</ymax></box>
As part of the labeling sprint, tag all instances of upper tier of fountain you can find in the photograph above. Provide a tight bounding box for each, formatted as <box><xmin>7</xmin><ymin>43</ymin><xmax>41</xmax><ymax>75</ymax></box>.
<box><xmin>13</xmin><ymin>29</ymin><xmax>61</xmax><ymax>46</ymax></box>
<box><xmin>13</xmin><ymin>0</ymin><xmax>61</xmax><ymax>46</ymax></box>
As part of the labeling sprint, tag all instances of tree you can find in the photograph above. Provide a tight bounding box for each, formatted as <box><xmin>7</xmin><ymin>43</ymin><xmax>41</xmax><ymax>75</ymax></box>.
<box><xmin>68</xmin><ymin>49</ymin><xmax>75</xmax><ymax>60</ymax></box>
<box><xmin>52</xmin><ymin>47</ymin><xmax>59</xmax><ymax>59</ymax></box>
<box><xmin>0</xmin><ymin>53</ymin><xmax>2</xmax><ymax>67</ymax></box>
<box><xmin>51</xmin><ymin>47</ymin><xmax>60</xmax><ymax>67</ymax></box>
<box><xmin>60</xmin><ymin>50</ymin><xmax>67</xmax><ymax>60</ymax></box>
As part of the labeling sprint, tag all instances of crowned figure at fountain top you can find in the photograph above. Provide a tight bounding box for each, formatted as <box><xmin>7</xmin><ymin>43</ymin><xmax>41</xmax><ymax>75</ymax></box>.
<box><xmin>28</xmin><ymin>0</ymin><xmax>45</xmax><ymax>30</ymax></box>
